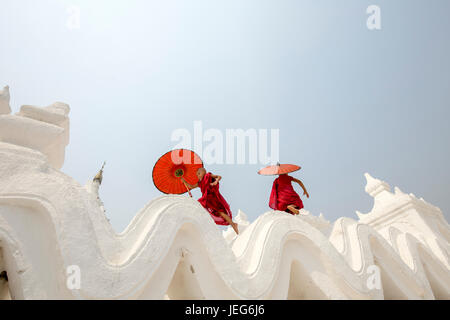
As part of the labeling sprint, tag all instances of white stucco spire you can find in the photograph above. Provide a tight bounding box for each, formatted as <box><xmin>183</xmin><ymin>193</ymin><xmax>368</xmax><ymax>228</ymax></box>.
<box><xmin>364</xmin><ymin>172</ymin><xmax>391</xmax><ymax>198</ymax></box>
<box><xmin>85</xmin><ymin>162</ymin><xmax>106</xmax><ymax>213</ymax></box>
<box><xmin>94</xmin><ymin>161</ymin><xmax>106</xmax><ymax>185</ymax></box>
<box><xmin>0</xmin><ymin>97</ymin><xmax>449</xmax><ymax>300</ymax></box>
<box><xmin>0</xmin><ymin>85</ymin><xmax>11</xmax><ymax>115</ymax></box>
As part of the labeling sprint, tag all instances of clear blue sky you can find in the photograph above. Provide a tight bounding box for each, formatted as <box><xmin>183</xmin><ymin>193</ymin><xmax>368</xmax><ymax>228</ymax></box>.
<box><xmin>1</xmin><ymin>0</ymin><xmax>449</xmax><ymax>231</ymax></box>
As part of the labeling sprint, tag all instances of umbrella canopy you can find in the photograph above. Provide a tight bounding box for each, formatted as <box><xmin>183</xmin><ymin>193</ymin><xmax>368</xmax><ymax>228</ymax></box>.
<box><xmin>258</xmin><ymin>163</ymin><xmax>301</xmax><ymax>175</ymax></box>
<box><xmin>152</xmin><ymin>149</ymin><xmax>203</xmax><ymax>194</ymax></box>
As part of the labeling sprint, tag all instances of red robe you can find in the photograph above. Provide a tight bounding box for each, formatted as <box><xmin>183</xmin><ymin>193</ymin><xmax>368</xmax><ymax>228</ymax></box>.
<box><xmin>269</xmin><ymin>174</ymin><xmax>304</xmax><ymax>213</ymax></box>
<box><xmin>198</xmin><ymin>172</ymin><xmax>232</xmax><ymax>225</ymax></box>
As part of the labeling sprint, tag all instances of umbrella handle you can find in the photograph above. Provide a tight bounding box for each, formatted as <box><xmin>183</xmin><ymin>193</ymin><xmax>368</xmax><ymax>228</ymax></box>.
<box><xmin>182</xmin><ymin>180</ymin><xmax>193</xmax><ymax>198</ymax></box>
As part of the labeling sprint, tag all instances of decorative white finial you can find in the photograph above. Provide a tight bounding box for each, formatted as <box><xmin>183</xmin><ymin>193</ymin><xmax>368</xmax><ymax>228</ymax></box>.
<box><xmin>235</xmin><ymin>209</ymin><xmax>249</xmax><ymax>225</ymax></box>
<box><xmin>94</xmin><ymin>162</ymin><xmax>106</xmax><ymax>185</ymax></box>
<box><xmin>364</xmin><ymin>173</ymin><xmax>391</xmax><ymax>198</ymax></box>
<box><xmin>355</xmin><ymin>210</ymin><xmax>367</xmax><ymax>219</ymax></box>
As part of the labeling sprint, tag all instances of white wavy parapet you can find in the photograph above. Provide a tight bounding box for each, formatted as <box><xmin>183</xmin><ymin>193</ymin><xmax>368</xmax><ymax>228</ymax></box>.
<box><xmin>0</xmin><ymin>92</ymin><xmax>449</xmax><ymax>300</ymax></box>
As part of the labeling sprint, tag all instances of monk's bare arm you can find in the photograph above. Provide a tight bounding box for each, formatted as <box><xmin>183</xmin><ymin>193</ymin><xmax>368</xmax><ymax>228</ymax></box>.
<box><xmin>180</xmin><ymin>178</ymin><xmax>198</xmax><ymax>189</ymax></box>
<box><xmin>292</xmin><ymin>178</ymin><xmax>309</xmax><ymax>198</ymax></box>
<box><xmin>210</xmin><ymin>174</ymin><xmax>221</xmax><ymax>186</ymax></box>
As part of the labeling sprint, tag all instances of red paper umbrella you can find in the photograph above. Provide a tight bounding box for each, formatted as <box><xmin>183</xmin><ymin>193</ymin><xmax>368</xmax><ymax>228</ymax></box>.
<box><xmin>258</xmin><ymin>162</ymin><xmax>301</xmax><ymax>175</ymax></box>
<box><xmin>152</xmin><ymin>149</ymin><xmax>203</xmax><ymax>196</ymax></box>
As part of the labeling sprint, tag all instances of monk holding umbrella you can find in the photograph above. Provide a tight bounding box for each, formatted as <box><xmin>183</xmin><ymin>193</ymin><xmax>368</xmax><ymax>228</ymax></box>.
<box><xmin>153</xmin><ymin>149</ymin><xmax>239</xmax><ymax>234</ymax></box>
<box><xmin>181</xmin><ymin>168</ymin><xmax>239</xmax><ymax>235</ymax></box>
<box><xmin>259</xmin><ymin>163</ymin><xmax>309</xmax><ymax>215</ymax></box>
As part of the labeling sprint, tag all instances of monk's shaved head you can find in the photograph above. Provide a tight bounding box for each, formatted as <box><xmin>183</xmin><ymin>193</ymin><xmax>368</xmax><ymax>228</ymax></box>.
<box><xmin>196</xmin><ymin>167</ymin><xmax>206</xmax><ymax>181</ymax></box>
<box><xmin>197</xmin><ymin>167</ymin><xmax>206</xmax><ymax>174</ymax></box>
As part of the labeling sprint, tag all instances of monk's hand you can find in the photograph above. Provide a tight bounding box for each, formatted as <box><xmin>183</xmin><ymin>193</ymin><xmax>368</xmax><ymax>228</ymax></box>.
<box><xmin>210</xmin><ymin>180</ymin><xmax>218</xmax><ymax>186</ymax></box>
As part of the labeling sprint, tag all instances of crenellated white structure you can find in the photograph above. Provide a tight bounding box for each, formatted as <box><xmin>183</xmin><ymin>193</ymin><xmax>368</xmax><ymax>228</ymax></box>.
<box><xmin>0</xmin><ymin>87</ymin><xmax>448</xmax><ymax>300</ymax></box>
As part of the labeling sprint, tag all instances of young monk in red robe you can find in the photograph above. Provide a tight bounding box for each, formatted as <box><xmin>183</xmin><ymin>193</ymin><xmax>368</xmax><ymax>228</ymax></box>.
<box><xmin>269</xmin><ymin>174</ymin><xmax>309</xmax><ymax>215</ymax></box>
<box><xmin>181</xmin><ymin>168</ymin><xmax>239</xmax><ymax>234</ymax></box>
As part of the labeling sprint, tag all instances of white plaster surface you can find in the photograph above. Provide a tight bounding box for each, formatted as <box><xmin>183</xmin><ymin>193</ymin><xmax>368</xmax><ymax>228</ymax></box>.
<box><xmin>0</xmin><ymin>86</ymin><xmax>448</xmax><ymax>299</ymax></box>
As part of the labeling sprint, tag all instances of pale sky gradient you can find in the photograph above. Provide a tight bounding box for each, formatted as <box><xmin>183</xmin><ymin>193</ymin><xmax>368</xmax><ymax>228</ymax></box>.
<box><xmin>1</xmin><ymin>0</ymin><xmax>449</xmax><ymax>231</ymax></box>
